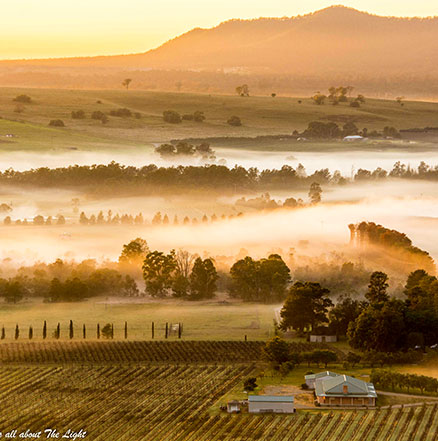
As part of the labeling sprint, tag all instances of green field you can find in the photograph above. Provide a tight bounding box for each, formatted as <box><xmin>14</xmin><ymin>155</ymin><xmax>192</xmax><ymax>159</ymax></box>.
<box><xmin>0</xmin><ymin>299</ymin><xmax>279</xmax><ymax>341</ymax></box>
<box><xmin>1</xmin><ymin>87</ymin><xmax>438</xmax><ymax>150</ymax></box>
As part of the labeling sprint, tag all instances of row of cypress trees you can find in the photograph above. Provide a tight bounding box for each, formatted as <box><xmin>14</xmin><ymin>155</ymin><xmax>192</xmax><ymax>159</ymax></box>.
<box><xmin>1</xmin><ymin>321</ymin><xmax>184</xmax><ymax>340</ymax></box>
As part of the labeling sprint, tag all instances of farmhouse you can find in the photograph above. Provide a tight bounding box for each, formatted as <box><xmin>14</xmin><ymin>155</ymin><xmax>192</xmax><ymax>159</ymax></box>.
<box><xmin>227</xmin><ymin>400</ymin><xmax>241</xmax><ymax>413</ymax></box>
<box><xmin>315</xmin><ymin>374</ymin><xmax>377</xmax><ymax>407</ymax></box>
<box><xmin>248</xmin><ymin>395</ymin><xmax>294</xmax><ymax>413</ymax></box>
<box><xmin>304</xmin><ymin>371</ymin><xmax>339</xmax><ymax>389</ymax></box>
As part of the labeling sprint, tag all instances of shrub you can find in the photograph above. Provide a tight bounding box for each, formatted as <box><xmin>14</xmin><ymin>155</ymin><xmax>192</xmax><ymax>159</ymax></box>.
<box><xmin>109</xmin><ymin>108</ymin><xmax>132</xmax><ymax>117</ymax></box>
<box><xmin>91</xmin><ymin>111</ymin><xmax>108</xmax><ymax>124</ymax></box>
<box><xmin>350</xmin><ymin>100</ymin><xmax>360</xmax><ymax>108</ymax></box>
<box><xmin>182</xmin><ymin>114</ymin><xmax>194</xmax><ymax>121</ymax></box>
<box><xmin>71</xmin><ymin>110</ymin><xmax>86</xmax><ymax>119</ymax></box>
<box><xmin>163</xmin><ymin>110</ymin><xmax>182</xmax><ymax>124</ymax></box>
<box><xmin>48</xmin><ymin>119</ymin><xmax>65</xmax><ymax>127</ymax></box>
<box><xmin>193</xmin><ymin>111</ymin><xmax>205</xmax><ymax>122</ymax></box>
<box><xmin>101</xmin><ymin>323</ymin><xmax>113</xmax><ymax>339</ymax></box>
<box><xmin>243</xmin><ymin>377</ymin><xmax>258</xmax><ymax>391</ymax></box>
<box><xmin>13</xmin><ymin>95</ymin><xmax>32</xmax><ymax>104</ymax></box>
<box><xmin>227</xmin><ymin>115</ymin><xmax>242</xmax><ymax>126</ymax></box>
<box><xmin>301</xmin><ymin>383</ymin><xmax>309</xmax><ymax>390</ymax></box>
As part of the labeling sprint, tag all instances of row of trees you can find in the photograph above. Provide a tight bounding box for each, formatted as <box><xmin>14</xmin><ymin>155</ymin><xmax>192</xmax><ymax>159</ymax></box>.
<box><xmin>371</xmin><ymin>369</ymin><xmax>438</xmax><ymax>394</ymax></box>
<box><xmin>2</xmin><ymin>162</ymin><xmax>436</xmax><ymax>196</ymax></box>
<box><xmin>142</xmin><ymin>250</ymin><xmax>218</xmax><ymax>300</ymax></box>
<box><xmin>300</xmin><ymin>120</ymin><xmax>400</xmax><ymax>139</ymax></box>
<box><xmin>155</xmin><ymin>141</ymin><xmax>215</xmax><ymax>160</ymax></box>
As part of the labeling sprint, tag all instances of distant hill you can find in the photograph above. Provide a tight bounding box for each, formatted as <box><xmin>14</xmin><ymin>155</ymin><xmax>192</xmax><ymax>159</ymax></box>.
<box><xmin>3</xmin><ymin>6</ymin><xmax>438</xmax><ymax>76</ymax></box>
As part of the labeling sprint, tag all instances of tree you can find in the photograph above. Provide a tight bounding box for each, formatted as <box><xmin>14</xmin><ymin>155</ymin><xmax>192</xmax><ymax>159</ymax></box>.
<box><xmin>69</xmin><ymin>320</ymin><xmax>74</xmax><ymax>339</ymax></box>
<box><xmin>43</xmin><ymin>320</ymin><xmax>47</xmax><ymax>339</ymax></box>
<box><xmin>227</xmin><ymin>116</ymin><xmax>242</xmax><ymax>126</ymax></box>
<box><xmin>308</xmin><ymin>182</ymin><xmax>322</xmax><ymax>204</ymax></box>
<box><xmin>312</xmin><ymin>92</ymin><xmax>326</xmax><ymax>105</ymax></box>
<box><xmin>122</xmin><ymin>79</ymin><xmax>132</xmax><ymax>90</ymax></box>
<box><xmin>366</xmin><ymin>271</ymin><xmax>389</xmax><ymax>304</ymax></box>
<box><xmin>142</xmin><ymin>250</ymin><xmax>177</xmax><ymax>297</ymax></box>
<box><xmin>15</xmin><ymin>324</ymin><xmax>19</xmax><ymax>340</ymax></box>
<box><xmin>119</xmin><ymin>238</ymin><xmax>149</xmax><ymax>266</ymax></box>
<box><xmin>29</xmin><ymin>325</ymin><xmax>33</xmax><ymax>340</ymax></box>
<box><xmin>163</xmin><ymin>110</ymin><xmax>181</xmax><ymax>124</ymax></box>
<box><xmin>243</xmin><ymin>377</ymin><xmax>258</xmax><ymax>391</ymax></box>
<box><xmin>229</xmin><ymin>254</ymin><xmax>290</xmax><ymax>302</ymax></box>
<box><xmin>101</xmin><ymin>323</ymin><xmax>112</xmax><ymax>339</ymax></box>
<box><xmin>48</xmin><ymin>119</ymin><xmax>65</xmax><ymax>127</ymax></box>
<box><xmin>189</xmin><ymin>258</ymin><xmax>218</xmax><ymax>300</ymax></box>
<box><xmin>235</xmin><ymin>84</ymin><xmax>249</xmax><ymax>97</ymax></box>
<box><xmin>263</xmin><ymin>336</ymin><xmax>290</xmax><ymax>365</ymax></box>
<box><xmin>3</xmin><ymin>281</ymin><xmax>25</xmax><ymax>304</ymax></box>
<box><xmin>313</xmin><ymin>350</ymin><xmax>337</xmax><ymax>368</ymax></box>
<box><xmin>13</xmin><ymin>94</ymin><xmax>32</xmax><ymax>103</ymax></box>
<box><xmin>346</xmin><ymin>352</ymin><xmax>361</xmax><ymax>367</ymax></box>
<box><xmin>329</xmin><ymin>296</ymin><xmax>365</xmax><ymax>336</ymax></box>
<box><xmin>280</xmin><ymin>282</ymin><xmax>332</xmax><ymax>332</ymax></box>
<box><xmin>71</xmin><ymin>110</ymin><xmax>86</xmax><ymax>119</ymax></box>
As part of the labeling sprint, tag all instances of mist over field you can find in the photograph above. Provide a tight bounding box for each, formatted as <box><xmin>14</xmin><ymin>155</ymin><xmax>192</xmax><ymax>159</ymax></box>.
<box><xmin>1</xmin><ymin>179</ymin><xmax>437</xmax><ymax>266</ymax></box>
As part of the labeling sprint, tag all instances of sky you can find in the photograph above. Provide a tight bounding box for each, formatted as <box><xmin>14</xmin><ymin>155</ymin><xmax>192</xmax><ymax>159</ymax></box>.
<box><xmin>1</xmin><ymin>0</ymin><xmax>438</xmax><ymax>59</ymax></box>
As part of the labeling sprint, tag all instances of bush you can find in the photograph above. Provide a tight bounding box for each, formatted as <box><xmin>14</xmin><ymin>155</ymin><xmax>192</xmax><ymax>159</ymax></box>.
<box><xmin>193</xmin><ymin>111</ymin><xmax>205</xmax><ymax>122</ymax></box>
<box><xmin>163</xmin><ymin>110</ymin><xmax>182</xmax><ymax>124</ymax></box>
<box><xmin>71</xmin><ymin>110</ymin><xmax>86</xmax><ymax>119</ymax></box>
<box><xmin>91</xmin><ymin>111</ymin><xmax>108</xmax><ymax>124</ymax></box>
<box><xmin>182</xmin><ymin>114</ymin><xmax>194</xmax><ymax>121</ymax></box>
<box><xmin>243</xmin><ymin>377</ymin><xmax>257</xmax><ymax>391</ymax></box>
<box><xmin>48</xmin><ymin>119</ymin><xmax>65</xmax><ymax>127</ymax></box>
<box><xmin>109</xmin><ymin>108</ymin><xmax>132</xmax><ymax>117</ymax></box>
<box><xmin>350</xmin><ymin>100</ymin><xmax>360</xmax><ymax>108</ymax></box>
<box><xmin>13</xmin><ymin>95</ymin><xmax>32</xmax><ymax>104</ymax></box>
<box><xmin>227</xmin><ymin>115</ymin><xmax>242</xmax><ymax>126</ymax></box>
<box><xmin>301</xmin><ymin>383</ymin><xmax>309</xmax><ymax>390</ymax></box>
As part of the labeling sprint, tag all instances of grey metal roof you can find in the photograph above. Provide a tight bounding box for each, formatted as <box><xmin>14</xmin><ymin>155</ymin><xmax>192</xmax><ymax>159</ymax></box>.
<box><xmin>315</xmin><ymin>374</ymin><xmax>377</xmax><ymax>398</ymax></box>
<box><xmin>304</xmin><ymin>371</ymin><xmax>340</xmax><ymax>381</ymax></box>
<box><xmin>248</xmin><ymin>395</ymin><xmax>294</xmax><ymax>403</ymax></box>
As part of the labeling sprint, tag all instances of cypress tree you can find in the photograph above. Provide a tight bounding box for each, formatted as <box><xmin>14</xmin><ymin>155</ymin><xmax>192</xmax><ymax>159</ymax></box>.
<box><xmin>151</xmin><ymin>322</ymin><xmax>154</xmax><ymax>339</ymax></box>
<box><xmin>124</xmin><ymin>321</ymin><xmax>128</xmax><ymax>339</ymax></box>
<box><xmin>178</xmin><ymin>323</ymin><xmax>181</xmax><ymax>339</ymax></box>
<box><xmin>56</xmin><ymin>323</ymin><xmax>60</xmax><ymax>339</ymax></box>
<box><xmin>15</xmin><ymin>324</ymin><xmax>19</xmax><ymax>340</ymax></box>
<box><xmin>42</xmin><ymin>321</ymin><xmax>47</xmax><ymax>339</ymax></box>
<box><xmin>1</xmin><ymin>326</ymin><xmax>5</xmax><ymax>340</ymax></box>
<box><xmin>29</xmin><ymin>326</ymin><xmax>33</xmax><ymax>340</ymax></box>
<box><xmin>111</xmin><ymin>323</ymin><xmax>114</xmax><ymax>339</ymax></box>
<box><xmin>97</xmin><ymin>323</ymin><xmax>100</xmax><ymax>339</ymax></box>
<box><xmin>165</xmin><ymin>322</ymin><xmax>168</xmax><ymax>339</ymax></box>
<box><xmin>69</xmin><ymin>320</ymin><xmax>74</xmax><ymax>339</ymax></box>
<box><xmin>83</xmin><ymin>324</ymin><xmax>86</xmax><ymax>339</ymax></box>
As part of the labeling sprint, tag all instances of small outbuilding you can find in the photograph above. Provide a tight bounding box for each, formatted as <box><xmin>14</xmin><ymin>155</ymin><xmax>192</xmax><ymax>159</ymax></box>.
<box><xmin>305</xmin><ymin>371</ymin><xmax>339</xmax><ymax>389</ymax></box>
<box><xmin>227</xmin><ymin>400</ymin><xmax>241</xmax><ymax>413</ymax></box>
<box><xmin>248</xmin><ymin>395</ymin><xmax>294</xmax><ymax>414</ymax></box>
<box><xmin>309</xmin><ymin>334</ymin><xmax>337</xmax><ymax>343</ymax></box>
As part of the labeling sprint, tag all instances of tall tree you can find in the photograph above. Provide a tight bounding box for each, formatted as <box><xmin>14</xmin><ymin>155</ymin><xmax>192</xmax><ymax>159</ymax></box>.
<box><xmin>189</xmin><ymin>258</ymin><xmax>218</xmax><ymax>300</ymax></box>
<box><xmin>119</xmin><ymin>238</ymin><xmax>149</xmax><ymax>266</ymax></box>
<box><xmin>280</xmin><ymin>282</ymin><xmax>332</xmax><ymax>332</ymax></box>
<box><xmin>122</xmin><ymin>78</ymin><xmax>132</xmax><ymax>90</ymax></box>
<box><xmin>308</xmin><ymin>182</ymin><xmax>322</xmax><ymax>204</ymax></box>
<box><xmin>142</xmin><ymin>250</ymin><xmax>177</xmax><ymax>297</ymax></box>
<box><xmin>366</xmin><ymin>271</ymin><xmax>389</xmax><ymax>304</ymax></box>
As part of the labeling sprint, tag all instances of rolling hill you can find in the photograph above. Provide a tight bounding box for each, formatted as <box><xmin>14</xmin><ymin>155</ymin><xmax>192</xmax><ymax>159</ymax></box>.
<box><xmin>3</xmin><ymin>6</ymin><xmax>438</xmax><ymax>76</ymax></box>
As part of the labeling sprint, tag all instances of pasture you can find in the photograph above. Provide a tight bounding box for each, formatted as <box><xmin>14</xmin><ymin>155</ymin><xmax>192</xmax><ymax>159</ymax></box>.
<box><xmin>1</xmin><ymin>87</ymin><xmax>438</xmax><ymax>150</ymax></box>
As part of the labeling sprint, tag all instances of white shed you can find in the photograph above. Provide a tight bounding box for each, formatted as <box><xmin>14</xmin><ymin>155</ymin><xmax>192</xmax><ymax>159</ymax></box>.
<box><xmin>248</xmin><ymin>395</ymin><xmax>294</xmax><ymax>413</ymax></box>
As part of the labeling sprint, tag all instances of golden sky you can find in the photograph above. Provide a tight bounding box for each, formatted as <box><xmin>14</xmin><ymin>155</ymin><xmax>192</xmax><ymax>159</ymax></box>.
<box><xmin>2</xmin><ymin>0</ymin><xmax>437</xmax><ymax>59</ymax></box>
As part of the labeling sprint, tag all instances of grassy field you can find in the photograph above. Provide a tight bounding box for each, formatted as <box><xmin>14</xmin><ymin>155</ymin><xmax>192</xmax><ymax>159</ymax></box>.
<box><xmin>0</xmin><ymin>299</ymin><xmax>279</xmax><ymax>341</ymax></box>
<box><xmin>1</xmin><ymin>87</ymin><xmax>438</xmax><ymax>150</ymax></box>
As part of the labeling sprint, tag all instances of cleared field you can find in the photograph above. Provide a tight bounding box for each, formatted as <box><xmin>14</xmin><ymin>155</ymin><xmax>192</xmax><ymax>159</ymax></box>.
<box><xmin>0</xmin><ymin>364</ymin><xmax>436</xmax><ymax>441</ymax></box>
<box><xmin>1</xmin><ymin>87</ymin><xmax>438</xmax><ymax>149</ymax></box>
<box><xmin>0</xmin><ymin>300</ymin><xmax>279</xmax><ymax>341</ymax></box>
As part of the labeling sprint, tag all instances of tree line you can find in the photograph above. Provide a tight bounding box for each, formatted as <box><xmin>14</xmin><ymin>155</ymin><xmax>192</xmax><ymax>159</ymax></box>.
<box><xmin>279</xmin><ymin>269</ymin><xmax>438</xmax><ymax>352</ymax></box>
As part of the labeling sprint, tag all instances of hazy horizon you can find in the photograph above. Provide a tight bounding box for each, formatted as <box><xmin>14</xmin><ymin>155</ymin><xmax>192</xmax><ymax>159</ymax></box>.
<box><xmin>3</xmin><ymin>2</ymin><xmax>438</xmax><ymax>60</ymax></box>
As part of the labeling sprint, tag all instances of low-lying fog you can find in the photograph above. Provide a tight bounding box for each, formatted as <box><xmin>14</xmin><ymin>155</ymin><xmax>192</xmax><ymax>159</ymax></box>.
<box><xmin>1</xmin><ymin>145</ymin><xmax>438</xmax><ymax>175</ymax></box>
<box><xmin>1</xmin><ymin>180</ymin><xmax>437</xmax><ymax>264</ymax></box>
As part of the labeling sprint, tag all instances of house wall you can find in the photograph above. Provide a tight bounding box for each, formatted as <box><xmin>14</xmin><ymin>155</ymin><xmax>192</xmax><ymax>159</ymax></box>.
<box><xmin>309</xmin><ymin>335</ymin><xmax>337</xmax><ymax>343</ymax></box>
<box><xmin>248</xmin><ymin>402</ymin><xmax>294</xmax><ymax>413</ymax></box>
<box><xmin>317</xmin><ymin>396</ymin><xmax>375</xmax><ymax>406</ymax></box>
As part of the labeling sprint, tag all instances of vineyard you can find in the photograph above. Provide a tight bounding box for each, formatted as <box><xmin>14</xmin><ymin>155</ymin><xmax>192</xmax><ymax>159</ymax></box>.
<box><xmin>0</xmin><ymin>340</ymin><xmax>337</xmax><ymax>363</ymax></box>
<box><xmin>0</xmin><ymin>364</ymin><xmax>437</xmax><ymax>441</ymax></box>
